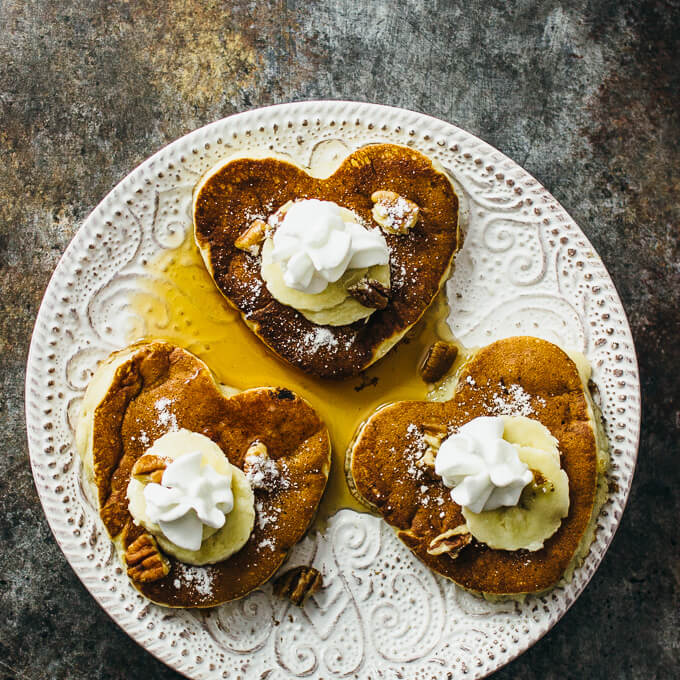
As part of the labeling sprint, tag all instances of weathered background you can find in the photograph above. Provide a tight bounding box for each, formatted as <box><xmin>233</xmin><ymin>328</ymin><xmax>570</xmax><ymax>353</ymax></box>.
<box><xmin>1</xmin><ymin>1</ymin><xmax>678</xmax><ymax>678</ymax></box>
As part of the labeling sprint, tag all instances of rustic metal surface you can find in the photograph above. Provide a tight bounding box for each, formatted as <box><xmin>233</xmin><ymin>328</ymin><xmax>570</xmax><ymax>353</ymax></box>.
<box><xmin>1</xmin><ymin>1</ymin><xmax>678</xmax><ymax>678</ymax></box>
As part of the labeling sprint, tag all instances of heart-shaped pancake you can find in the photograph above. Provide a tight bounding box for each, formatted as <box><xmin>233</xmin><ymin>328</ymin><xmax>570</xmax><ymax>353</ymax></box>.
<box><xmin>193</xmin><ymin>144</ymin><xmax>460</xmax><ymax>378</ymax></box>
<box><xmin>77</xmin><ymin>341</ymin><xmax>330</xmax><ymax>607</ymax></box>
<box><xmin>348</xmin><ymin>336</ymin><xmax>603</xmax><ymax>595</ymax></box>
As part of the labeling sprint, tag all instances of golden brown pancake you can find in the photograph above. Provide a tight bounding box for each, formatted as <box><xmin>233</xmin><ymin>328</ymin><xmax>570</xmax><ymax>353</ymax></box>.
<box><xmin>348</xmin><ymin>336</ymin><xmax>599</xmax><ymax>595</ymax></box>
<box><xmin>193</xmin><ymin>143</ymin><xmax>460</xmax><ymax>378</ymax></box>
<box><xmin>80</xmin><ymin>341</ymin><xmax>330</xmax><ymax>607</ymax></box>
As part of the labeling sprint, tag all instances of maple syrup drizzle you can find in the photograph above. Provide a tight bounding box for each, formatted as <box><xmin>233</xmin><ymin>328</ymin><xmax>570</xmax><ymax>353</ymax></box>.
<box><xmin>130</xmin><ymin>236</ymin><xmax>461</xmax><ymax>524</ymax></box>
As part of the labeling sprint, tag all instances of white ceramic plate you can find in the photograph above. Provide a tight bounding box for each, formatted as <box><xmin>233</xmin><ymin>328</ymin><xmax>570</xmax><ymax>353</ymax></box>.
<box><xmin>26</xmin><ymin>101</ymin><xmax>640</xmax><ymax>679</ymax></box>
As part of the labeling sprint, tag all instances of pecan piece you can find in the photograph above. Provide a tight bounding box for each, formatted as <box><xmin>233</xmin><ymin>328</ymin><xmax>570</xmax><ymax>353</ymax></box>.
<box><xmin>419</xmin><ymin>341</ymin><xmax>458</xmax><ymax>383</ymax></box>
<box><xmin>427</xmin><ymin>527</ymin><xmax>472</xmax><ymax>559</ymax></box>
<box><xmin>371</xmin><ymin>190</ymin><xmax>419</xmax><ymax>234</ymax></box>
<box><xmin>235</xmin><ymin>219</ymin><xmax>267</xmax><ymax>256</ymax></box>
<box><xmin>422</xmin><ymin>421</ymin><xmax>448</xmax><ymax>449</ymax></box>
<box><xmin>422</xmin><ymin>421</ymin><xmax>448</xmax><ymax>437</ymax></box>
<box><xmin>131</xmin><ymin>455</ymin><xmax>170</xmax><ymax>484</ymax></box>
<box><xmin>243</xmin><ymin>441</ymin><xmax>269</xmax><ymax>480</ymax></box>
<box><xmin>245</xmin><ymin>440</ymin><xmax>268</xmax><ymax>461</ymax></box>
<box><xmin>415</xmin><ymin>422</ymin><xmax>448</xmax><ymax>477</ymax></box>
<box><xmin>530</xmin><ymin>469</ymin><xmax>553</xmax><ymax>493</ymax></box>
<box><xmin>267</xmin><ymin>200</ymin><xmax>293</xmax><ymax>228</ymax></box>
<box><xmin>244</xmin><ymin>441</ymin><xmax>282</xmax><ymax>491</ymax></box>
<box><xmin>347</xmin><ymin>278</ymin><xmax>390</xmax><ymax>310</ymax></box>
<box><xmin>416</xmin><ymin>447</ymin><xmax>437</xmax><ymax>478</ymax></box>
<box><xmin>125</xmin><ymin>533</ymin><xmax>170</xmax><ymax>583</ymax></box>
<box><xmin>273</xmin><ymin>566</ymin><xmax>322</xmax><ymax>605</ymax></box>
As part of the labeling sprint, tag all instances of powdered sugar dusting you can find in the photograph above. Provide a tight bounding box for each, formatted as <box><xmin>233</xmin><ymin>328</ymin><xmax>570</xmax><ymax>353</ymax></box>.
<box><xmin>175</xmin><ymin>563</ymin><xmax>214</xmax><ymax>597</ymax></box>
<box><xmin>406</xmin><ymin>423</ymin><xmax>420</xmax><ymax>438</ymax></box>
<box><xmin>489</xmin><ymin>383</ymin><xmax>544</xmax><ymax>417</ymax></box>
<box><xmin>240</xmin><ymin>258</ymin><xmax>266</xmax><ymax>312</ymax></box>
<box><xmin>154</xmin><ymin>397</ymin><xmax>178</xmax><ymax>431</ymax></box>
<box><xmin>254</xmin><ymin>498</ymin><xmax>279</xmax><ymax>532</ymax></box>
<box><xmin>374</xmin><ymin>195</ymin><xmax>412</xmax><ymax>231</ymax></box>
<box><xmin>302</xmin><ymin>326</ymin><xmax>339</xmax><ymax>352</ymax></box>
<box><xmin>402</xmin><ymin>423</ymin><xmax>451</xmax><ymax>509</ymax></box>
<box><xmin>390</xmin><ymin>260</ymin><xmax>417</xmax><ymax>289</ymax></box>
<box><xmin>274</xmin><ymin>322</ymin><xmax>357</xmax><ymax>372</ymax></box>
<box><xmin>244</xmin><ymin>452</ymin><xmax>292</xmax><ymax>548</ymax></box>
<box><xmin>403</xmin><ymin>424</ymin><xmax>429</xmax><ymax>479</ymax></box>
<box><xmin>245</xmin><ymin>452</ymin><xmax>290</xmax><ymax>492</ymax></box>
<box><xmin>258</xmin><ymin>537</ymin><xmax>275</xmax><ymax>551</ymax></box>
<box><xmin>242</xmin><ymin>208</ymin><xmax>265</xmax><ymax>224</ymax></box>
<box><xmin>457</xmin><ymin>378</ymin><xmax>547</xmax><ymax>418</ymax></box>
<box><xmin>242</xmin><ymin>200</ymin><xmax>275</xmax><ymax>228</ymax></box>
<box><xmin>132</xmin><ymin>430</ymin><xmax>150</xmax><ymax>447</ymax></box>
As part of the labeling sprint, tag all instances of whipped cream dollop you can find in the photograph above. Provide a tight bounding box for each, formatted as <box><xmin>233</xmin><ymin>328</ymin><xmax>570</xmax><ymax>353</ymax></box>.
<box><xmin>434</xmin><ymin>416</ymin><xmax>534</xmax><ymax>513</ymax></box>
<box><xmin>270</xmin><ymin>199</ymin><xmax>389</xmax><ymax>294</ymax></box>
<box><xmin>143</xmin><ymin>451</ymin><xmax>234</xmax><ymax>551</ymax></box>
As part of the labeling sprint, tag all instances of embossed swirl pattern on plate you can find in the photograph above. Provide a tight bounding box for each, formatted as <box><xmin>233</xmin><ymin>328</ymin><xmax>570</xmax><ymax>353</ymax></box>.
<box><xmin>25</xmin><ymin>101</ymin><xmax>640</xmax><ymax>680</ymax></box>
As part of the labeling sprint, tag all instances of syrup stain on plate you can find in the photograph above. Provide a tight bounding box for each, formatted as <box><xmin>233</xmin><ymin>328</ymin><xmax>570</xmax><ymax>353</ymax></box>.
<box><xmin>130</xmin><ymin>236</ymin><xmax>461</xmax><ymax>524</ymax></box>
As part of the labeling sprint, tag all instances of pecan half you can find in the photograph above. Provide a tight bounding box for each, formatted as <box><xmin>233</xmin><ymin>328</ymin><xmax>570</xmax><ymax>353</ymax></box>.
<box><xmin>235</xmin><ymin>219</ymin><xmax>267</xmax><ymax>256</ymax></box>
<box><xmin>427</xmin><ymin>527</ymin><xmax>472</xmax><ymax>559</ymax></box>
<box><xmin>347</xmin><ymin>278</ymin><xmax>390</xmax><ymax>310</ymax></box>
<box><xmin>273</xmin><ymin>566</ymin><xmax>323</xmax><ymax>605</ymax></box>
<box><xmin>371</xmin><ymin>190</ymin><xmax>419</xmax><ymax>234</ymax></box>
<box><xmin>125</xmin><ymin>533</ymin><xmax>170</xmax><ymax>583</ymax></box>
<box><xmin>419</xmin><ymin>341</ymin><xmax>458</xmax><ymax>383</ymax></box>
<box><xmin>131</xmin><ymin>455</ymin><xmax>170</xmax><ymax>484</ymax></box>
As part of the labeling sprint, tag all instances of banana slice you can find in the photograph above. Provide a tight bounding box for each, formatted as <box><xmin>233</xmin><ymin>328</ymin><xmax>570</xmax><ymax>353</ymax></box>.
<box><xmin>261</xmin><ymin>237</ymin><xmax>390</xmax><ymax>325</ymax></box>
<box><xmin>298</xmin><ymin>290</ymin><xmax>382</xmax><ymax>326</ymax></box>
<box><xmin>462</xmin><ymin>419</ymin><xmax>569</xmax><ymax>552</ymax></box>
<box><xmin>127</xmin><ymin>430</ymin><xmax>255</xmax><ymax>566</ymax></box>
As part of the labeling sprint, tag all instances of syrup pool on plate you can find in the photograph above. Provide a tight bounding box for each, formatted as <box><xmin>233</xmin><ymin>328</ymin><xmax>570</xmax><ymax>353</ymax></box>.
<box><xmin>130</xmin><ymin>236</ymin><xmax>463</xmax><ymax>524</ymax></box>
